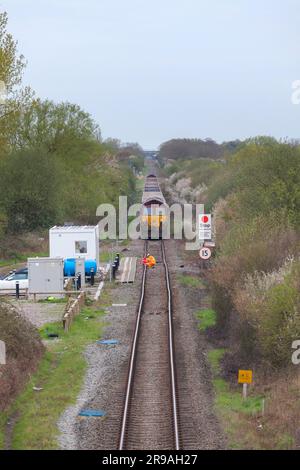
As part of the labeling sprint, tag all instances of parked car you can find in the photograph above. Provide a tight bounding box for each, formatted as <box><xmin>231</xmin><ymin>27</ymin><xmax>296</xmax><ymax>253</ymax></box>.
<box><xmin>0</xmin><ymin>268</ymin><xmax>28</xmax><ymax>290</ymax></box>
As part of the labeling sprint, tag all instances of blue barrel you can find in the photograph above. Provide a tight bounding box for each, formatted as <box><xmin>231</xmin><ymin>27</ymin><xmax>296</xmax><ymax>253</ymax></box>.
<box><xmin>84</xmin><ymin>259</ymin><xmax>97</xmax><ymax>276</ymax></box>
<box><xmin>64</xmin><ymin>259</ymin><xmax>97</xmax><ymax>277</ymax></box>
<box><xmin>64</xmin><ymin>258</ymin><xmax>76</xmax><ymax>276</ymax></box>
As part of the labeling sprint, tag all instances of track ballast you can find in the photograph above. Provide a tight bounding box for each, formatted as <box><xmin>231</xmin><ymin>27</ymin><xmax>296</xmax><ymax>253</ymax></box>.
<box><xmin>119</xmin><ymin>240</ymin><xmax>180</xmax><ymax>450</ymax></box>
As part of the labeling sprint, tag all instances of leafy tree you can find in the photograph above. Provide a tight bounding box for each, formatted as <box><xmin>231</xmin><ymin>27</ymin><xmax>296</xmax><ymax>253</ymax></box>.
<box><xmin>205</xmin><ymin>142</ymin><xmax>300</xmax><ymax>226</ymax></box>
<box><xmin>116</xmin><ymin>142</ymin><xmax>144</xmax><ymax>160</ymax></box>
<box><xmin>7</xmin><ymin>99</ymin><xmax>99</xmax><ymax>152</ymax></box>
<box><xmin>0</xmin><ymin>11</ymin><xmax>25</xmax><ymax>94</ymax></box>
<box><xmin>0</xmin><ymin>148</ymin><xmax>63</xmax><ymax>231</ymax></box>
<box><xmin>0</xmin><ymin>11</ymin><xmax>33</xmax><ymax>152</ymax></box>
<box><xmin>0</xmin><ymin>11</ymin><xmax>139</xmax><ymax>238</ymax></box>
<box><xmin>104</xmin><ymin>137</ymin><xmax>121</xmax><ymax>151</ymax></box>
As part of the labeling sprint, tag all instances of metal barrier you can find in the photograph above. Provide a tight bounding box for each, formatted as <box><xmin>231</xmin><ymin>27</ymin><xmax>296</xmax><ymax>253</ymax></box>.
<box><xmin>0</xmin><ymin>287</ymin><xmax>28</xmax><ymax>298</ymax></box>
<box><xmin>90</xmin><ymin>268</ymin><xmax>95</xmax><ymax>286</ymax></box>
<box><xmin>76</xmin><ymin>273</ymin><xmax>81</xmax><ymax>290</ymax></box>
<box><xmin>16</xmin><ymin>281</ymin><xmax>20</xmax><ymax>299</ymax></box>
<box><xmin>111</xmin><ymin>254</ymin><xmax>120</xmax><ymax>280</ymax></box>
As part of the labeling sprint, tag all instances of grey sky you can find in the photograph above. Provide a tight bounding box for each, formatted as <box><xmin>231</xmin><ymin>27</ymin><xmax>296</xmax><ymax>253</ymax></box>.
<box><xmin>1</xmin><ymin>0</ymin><xmax>300</xmax><ymax>148</ymax></box>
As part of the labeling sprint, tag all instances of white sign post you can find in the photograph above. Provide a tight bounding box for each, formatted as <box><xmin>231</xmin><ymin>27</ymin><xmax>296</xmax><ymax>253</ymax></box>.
<box><xmin>199</xmin><ymin>214</ymin><xmax>212</xmax><ymax>240</ymax></box>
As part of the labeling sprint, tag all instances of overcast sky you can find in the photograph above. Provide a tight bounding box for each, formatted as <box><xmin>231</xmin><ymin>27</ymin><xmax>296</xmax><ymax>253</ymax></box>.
<box><xmin>1</xmin><ymin>0</ymin><xmax>300</xmax><ymax>148</ymax></box>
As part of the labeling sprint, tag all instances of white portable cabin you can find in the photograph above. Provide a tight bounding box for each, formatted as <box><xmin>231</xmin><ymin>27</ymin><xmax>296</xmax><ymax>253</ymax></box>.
<box><xmin>49</xmin><ymin>225</ymin><xmax>99</xmax><ymax>263</ymax></box>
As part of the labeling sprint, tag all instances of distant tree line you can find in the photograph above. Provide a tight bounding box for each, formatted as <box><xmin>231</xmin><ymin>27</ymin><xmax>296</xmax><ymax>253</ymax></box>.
<box><xmin>158</xmin><ymin>138</ymin><xmax>241</xmax><ymax>161</ymax></box>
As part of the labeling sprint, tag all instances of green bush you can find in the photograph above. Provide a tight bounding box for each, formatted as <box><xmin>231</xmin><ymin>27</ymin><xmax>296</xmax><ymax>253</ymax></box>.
<box><xmin>168</xmin><ymin>139</ymin><xmax>300</xmax><ymax>368</ymax></box>
<box><xmin>209</xmin><ymin>143</ymin><xmax>300</xmax><ymax>227</ymax></box>
<box><xmin>233</xmin><ymin>260</ymin><xmax>300</xmax><ymax>366</ymax></box>
<box><xmin>0</xmin><ymin>302</ymin><xmax>44</xmax><ymax>411</ymax></box>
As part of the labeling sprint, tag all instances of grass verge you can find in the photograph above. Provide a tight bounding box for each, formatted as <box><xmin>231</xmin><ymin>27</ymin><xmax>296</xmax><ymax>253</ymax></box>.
<box><xmin>38</xmin><ymin>297</ymin><xmax>68</xmax><ymax>304</ymax></box>
<box><xmin>196</xmin><ymin>308</ymin><xmax>216</xmax><ymax>331</ymax></box>
<box><xmin>0</xmin><ymin>305</ymin><xmax>106</xmax><ymax>450</ymax></box>
<box><xmin>99</xmin><ymin>251</ymin><xmax>111</xmax><ymax>262</ymax></box>
<box><xmin>207</xmin><ymin>348</ymin><xmax>287</xmax><ymax>449</ymax></box>
<box><xmin>177</xmin><ymin>274</ymin><xmax>205</xmax><ymax>289</ymax></box>
<box><xmin>0</xmin><ymin>251</ymin><xmax>48</xmax><ymax>267</ymax></box>
<box><xmin>99</xmin><ymin>242</ymin><xmax>128</xmax><ymax>264</ymax></box>
<box><xmin>0</xmin><ymin>414</ymin><xmax>7</xmax><ymax>448</ymax></box>
<box><xmin>197</xmin><ymin>304</ymin><xmax>299</xmax><ymax>448</ymax></box>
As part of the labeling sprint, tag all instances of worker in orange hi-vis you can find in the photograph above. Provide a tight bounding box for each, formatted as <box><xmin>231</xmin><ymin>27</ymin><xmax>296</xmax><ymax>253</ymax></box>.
<box><xmin>142</xmin><ymin>254</ymin><xmax>156</xmax><ymax>268</ymax></box>
<box><xmin>146</xmin><ymin>254</ymin><xmax>156</xmax><ymax>268</ymax></box>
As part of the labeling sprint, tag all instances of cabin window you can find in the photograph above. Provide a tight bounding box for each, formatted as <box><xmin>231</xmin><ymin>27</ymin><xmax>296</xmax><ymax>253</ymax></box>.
<box><xmin>75</xmin><ymin>241</ymin><xmax>87</xmax><ymax>254</ymax></box>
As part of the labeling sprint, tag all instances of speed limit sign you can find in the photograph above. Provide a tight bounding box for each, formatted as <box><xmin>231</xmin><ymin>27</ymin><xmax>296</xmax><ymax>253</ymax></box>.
<box><xmin>199</xmin><ymin>247</ymin><xmax>211</xmax><ymax>260</ymax></box>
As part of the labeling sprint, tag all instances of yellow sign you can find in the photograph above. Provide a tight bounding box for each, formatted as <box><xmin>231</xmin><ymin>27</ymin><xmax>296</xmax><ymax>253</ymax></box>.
<box><xmin>238</xmin><ymin>370</ymin><xmax>253</xmax><ymax>384</ymax></box>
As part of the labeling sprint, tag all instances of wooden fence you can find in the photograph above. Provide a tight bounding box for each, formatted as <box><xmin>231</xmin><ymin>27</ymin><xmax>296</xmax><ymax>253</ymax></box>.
<box><xmin>64</xmin><ymin>277</ymin><xmax>74</xmax><ymax>291</ymax></box>
<box><xmin>62</xmin><ymin>291</ymin><xmax>86</xmax><ymax>332</ymax></box>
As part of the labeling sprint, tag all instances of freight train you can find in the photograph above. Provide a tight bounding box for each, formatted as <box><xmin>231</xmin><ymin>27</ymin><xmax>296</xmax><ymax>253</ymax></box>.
<box><xmin>141</xmin><ymin>172</ymin><xmax>168</xmax><ymax>239</ymax></box>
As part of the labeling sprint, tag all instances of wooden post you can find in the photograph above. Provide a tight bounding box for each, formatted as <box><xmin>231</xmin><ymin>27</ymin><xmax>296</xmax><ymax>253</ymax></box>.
<box><xmin>262</xmin><ymin>398</ymin><xmax>265</xmax><ymax>416</ymax></box>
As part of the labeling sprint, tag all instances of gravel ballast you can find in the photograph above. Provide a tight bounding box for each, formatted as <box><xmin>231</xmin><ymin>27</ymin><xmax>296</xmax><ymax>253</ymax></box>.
<box><xmin>166</xmin><ymin>239</ymin><xmax>225</xmax><ymax>449</ymax></box>
<box><xmin>58</xmin><ymin>240</ymin><xmax>144</xmax><ymax>449</ymax></box>
<box><xmin>57</xmin><ymin>238</ymin><xmax>225</xmax><ymax>449</ymax></box>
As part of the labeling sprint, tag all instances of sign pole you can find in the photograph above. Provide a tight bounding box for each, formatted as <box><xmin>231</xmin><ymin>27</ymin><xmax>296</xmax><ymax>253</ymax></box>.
<box><xmin>0</xmin><ymin>340</ymin><xmax>6</xmax><ymax>365</ymax></box>
<box><xmin>110</xmin><ymin>243</ymin><xmax>113</xmax><ymax>282</ymax></box>
<box><xmin>243</xmin><ymin>383</ymin><xmax>248</xmax><ymax>400</ymax></box>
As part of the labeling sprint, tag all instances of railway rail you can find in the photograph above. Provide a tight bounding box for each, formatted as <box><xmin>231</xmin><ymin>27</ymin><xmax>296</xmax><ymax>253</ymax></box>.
<box><xmin>119</xmin><ymin>240</ymin><xmax>180</xmax><ymax>450</ymax></box>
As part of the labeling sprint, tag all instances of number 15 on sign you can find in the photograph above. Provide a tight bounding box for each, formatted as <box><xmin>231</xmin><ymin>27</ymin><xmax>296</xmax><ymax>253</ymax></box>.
<box><xmin>199</xmin><ymin>247</ymin><xmax>211</xmax><ymax>260</ymax></box>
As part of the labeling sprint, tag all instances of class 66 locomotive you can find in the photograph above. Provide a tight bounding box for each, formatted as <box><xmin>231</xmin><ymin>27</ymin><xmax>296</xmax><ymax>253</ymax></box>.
<box><xmin>141</xmin><ymin>173</ymin><xmax>168</xmax><ymax>239</ymax></box>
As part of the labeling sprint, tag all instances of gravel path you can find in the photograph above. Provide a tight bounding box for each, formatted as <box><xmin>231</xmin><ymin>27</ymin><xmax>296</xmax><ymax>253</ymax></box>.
<box><xmin>13</xmin><ymin>300</ymin><xmax>65</xmax><ymax>328</ymax></box>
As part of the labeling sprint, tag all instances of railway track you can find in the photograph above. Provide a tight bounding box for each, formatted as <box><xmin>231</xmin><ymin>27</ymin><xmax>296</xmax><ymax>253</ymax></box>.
<box><xmin>119</xmin><ymin>240</ymin><xmax>180</xmax><ymax>450</ymax></box>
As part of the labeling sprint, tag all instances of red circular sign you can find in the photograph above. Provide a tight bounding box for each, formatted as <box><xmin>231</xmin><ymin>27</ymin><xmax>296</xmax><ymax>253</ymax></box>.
<box><xmin>201</xmin><ymin>215</ymin><xmax>209</xmax><ymax>223</ymax></box>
